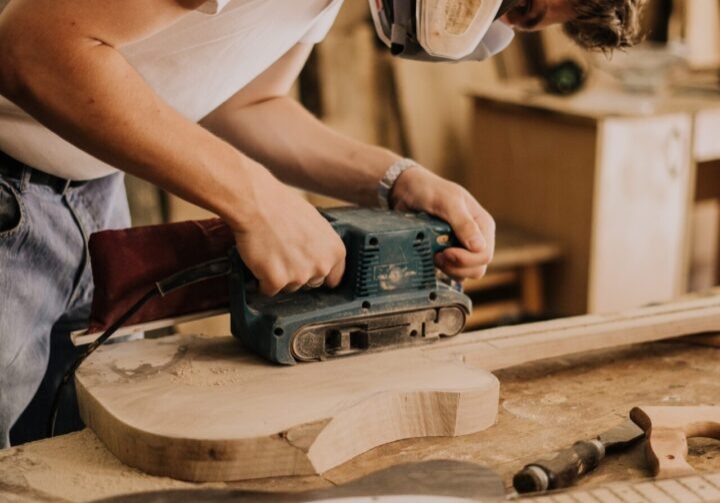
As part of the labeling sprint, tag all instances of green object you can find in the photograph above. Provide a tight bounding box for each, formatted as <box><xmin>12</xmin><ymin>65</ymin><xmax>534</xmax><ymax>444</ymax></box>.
<box><xmin>230</xmin><ymin>207</ymin><xmax>472</xmax><ymax>365</ymax></box>
<box><xmin>543</xmin><ymin>59</ymin><xmax>585</xmax><ymax>96</ymax></box>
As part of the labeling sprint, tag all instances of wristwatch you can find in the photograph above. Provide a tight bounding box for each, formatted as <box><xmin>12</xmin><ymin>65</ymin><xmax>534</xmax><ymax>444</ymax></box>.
<box><xmin>377</xmin><ymin>158</ymin><xmax>422</xmax><ymax>210</ymax></box>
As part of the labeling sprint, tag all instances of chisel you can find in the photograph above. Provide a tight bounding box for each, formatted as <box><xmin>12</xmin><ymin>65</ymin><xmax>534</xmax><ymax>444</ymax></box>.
<box><xmin>513</xmin><ymin>418</ymin><xmax>645</xmax><ymax>493</ymax></box>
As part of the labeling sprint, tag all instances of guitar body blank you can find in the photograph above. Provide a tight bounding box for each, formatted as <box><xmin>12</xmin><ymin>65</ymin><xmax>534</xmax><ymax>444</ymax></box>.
<box><xmin>76</xmin><ymin>334</ymin><xmax>500</xmax><ymax>482</ymax></box>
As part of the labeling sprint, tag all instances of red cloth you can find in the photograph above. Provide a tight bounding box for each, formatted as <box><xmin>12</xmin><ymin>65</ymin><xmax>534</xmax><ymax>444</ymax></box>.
<box><xmin>87</xmin><ymin>219</ymin><xmax>235</xmax><ymax>334</ymax></box>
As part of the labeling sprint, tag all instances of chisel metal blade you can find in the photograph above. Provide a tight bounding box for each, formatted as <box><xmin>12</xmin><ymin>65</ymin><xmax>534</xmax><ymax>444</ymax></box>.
<box><xmin>598</xmin><ymin>418</ymin><xmax>645</xmax><ymax>451</ymax></box>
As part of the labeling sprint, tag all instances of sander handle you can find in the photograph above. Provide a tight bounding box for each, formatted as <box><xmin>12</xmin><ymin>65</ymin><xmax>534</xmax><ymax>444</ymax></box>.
<box><xmin>231</xmin><ymin>210</ymin><xmax>461</xmax><ymax>295</ymax></box>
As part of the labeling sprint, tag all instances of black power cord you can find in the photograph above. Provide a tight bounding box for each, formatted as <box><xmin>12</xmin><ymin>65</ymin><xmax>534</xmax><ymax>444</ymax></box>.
<box><xmin>48</xmin><ymin>257</ymin><xmax>231</xmax><ymax>437</ymax></box>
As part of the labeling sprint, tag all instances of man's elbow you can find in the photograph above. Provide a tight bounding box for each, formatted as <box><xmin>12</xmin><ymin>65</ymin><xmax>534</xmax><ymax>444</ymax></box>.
<box><xmin>0</xmin><ymin>25</ymin><xmax>34</xmax><ymax>101</ymax></box>
<box><xmin>0</xmin><ymin>16</ymin><xmax>59</xmax><ymax>104</ymax></box>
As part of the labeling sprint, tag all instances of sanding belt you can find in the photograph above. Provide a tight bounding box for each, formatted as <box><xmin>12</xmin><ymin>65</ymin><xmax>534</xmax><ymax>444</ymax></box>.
<box><xmin>87</xmin><ymin>219</ymin><xmax>234</xmax><ymax>334</ymax></box>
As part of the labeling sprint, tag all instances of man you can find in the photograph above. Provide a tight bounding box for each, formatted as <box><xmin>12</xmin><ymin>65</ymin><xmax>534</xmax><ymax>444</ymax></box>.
<box><xmin>0</xmin><ymin>0</ymin><xmax>644</xmax><ymax>447</ymax></box>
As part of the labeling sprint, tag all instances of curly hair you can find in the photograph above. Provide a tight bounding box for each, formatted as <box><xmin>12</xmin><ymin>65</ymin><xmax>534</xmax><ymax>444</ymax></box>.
<box><xmin>563</xmin><ymin>0</ymin><xmax>647</xmax><ymax>50</ymax></box>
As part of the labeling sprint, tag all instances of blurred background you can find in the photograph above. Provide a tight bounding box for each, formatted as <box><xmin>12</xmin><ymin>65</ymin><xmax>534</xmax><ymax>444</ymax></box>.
<box><xmin>125</xmin><ymin>0</ymin><xmax>720</xmax><ymax>334</ymax></box>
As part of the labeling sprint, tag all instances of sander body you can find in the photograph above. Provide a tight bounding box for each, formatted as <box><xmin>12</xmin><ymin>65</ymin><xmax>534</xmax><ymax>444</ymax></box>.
<box><xmin>229</xmin><ymin>207</ymin><xmax>472</xmax><ymax>364</ymax></box>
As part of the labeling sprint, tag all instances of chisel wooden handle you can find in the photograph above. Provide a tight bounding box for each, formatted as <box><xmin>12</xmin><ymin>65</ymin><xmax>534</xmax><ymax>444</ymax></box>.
<box><xmin>513</xmin><ymin>440</ymin><xmax>605</xmax><ymax>493</ymax></box>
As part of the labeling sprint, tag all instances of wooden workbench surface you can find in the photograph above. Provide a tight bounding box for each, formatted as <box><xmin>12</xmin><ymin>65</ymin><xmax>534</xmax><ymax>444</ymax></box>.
<box><xmin>1</xmin><ymin>340</ymin><xmax>719</xmax><ymax>502</ymax></box>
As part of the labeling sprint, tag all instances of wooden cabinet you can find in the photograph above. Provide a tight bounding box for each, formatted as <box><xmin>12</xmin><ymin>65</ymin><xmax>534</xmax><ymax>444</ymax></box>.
<box><xmin>467</xmin><ymin>86</ymin><xmax>695</xmax><ymax>315</ymax></box>
<box><xmin>590</xmin><ymin>116</ymin><xmax>692</xmax><ymax>312</ymax></box>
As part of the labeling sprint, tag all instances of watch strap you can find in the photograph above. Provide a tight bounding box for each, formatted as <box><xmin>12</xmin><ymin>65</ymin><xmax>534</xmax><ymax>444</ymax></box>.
<box><xmin>377</xmin><ymin>158</ymin><xmax>421</xmax><ymax>209</ymax></box>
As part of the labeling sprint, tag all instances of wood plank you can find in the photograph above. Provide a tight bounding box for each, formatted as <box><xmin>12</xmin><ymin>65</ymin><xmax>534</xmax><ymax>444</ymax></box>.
<box><xmin>75</xmin><ymin>291</ymin><xmax>720</xmax><ymax>482</ymax></box>
<box><xmin>428</xmin><ymin>289</ymin><xmax>720</xmax><ymax>370</ymax></box>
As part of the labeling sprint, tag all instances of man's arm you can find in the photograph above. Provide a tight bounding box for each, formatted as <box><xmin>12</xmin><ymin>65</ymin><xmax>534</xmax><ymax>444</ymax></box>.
<box><xmin>201</xmin><ymin>44</ymin><xmax>399</xmax><ymax>209</ymax></box>
<box><xmin>201</xmin><ymin>44</ymin><xmax>495</xmax><ymax>279</ymax></box>
<box><xmin>0</xmin><ymin>0</ymin><xmax>253</xmax><ymax>225</ymax></box>
<box><xmin>0</xmin><ymin>0</ymin><xmax>346</xmax><ymax>295</ymax></box>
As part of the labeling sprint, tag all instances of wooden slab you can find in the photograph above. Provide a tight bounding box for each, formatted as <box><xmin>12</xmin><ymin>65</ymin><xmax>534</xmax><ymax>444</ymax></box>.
<box><xmin>76</xmin><ymin>291</ymin><xmax>720</xmax><ymax>482</ymax></box>
<box><xmin>76</xmin><ymin>336</ymin><xmax>499</xmax><ymax>482</ymax></box>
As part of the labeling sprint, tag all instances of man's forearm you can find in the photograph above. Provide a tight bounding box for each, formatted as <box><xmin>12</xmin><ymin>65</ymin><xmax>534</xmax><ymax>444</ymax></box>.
<box><xmin>201</xmin><ymin>96</ymin><xmax>402</xmax><ymax>207</ymax></box>
<box><xmin>0</xmin><ymin>0</ymin><xmax>262</xmax><ymax>230</ymax></box>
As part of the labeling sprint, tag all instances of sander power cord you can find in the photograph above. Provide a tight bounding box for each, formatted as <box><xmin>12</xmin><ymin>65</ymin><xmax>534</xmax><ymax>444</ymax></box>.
<box><xmin>48</xmin><ymin>257</ymin><xmax>231</xmax><ymax>437</ymax></box>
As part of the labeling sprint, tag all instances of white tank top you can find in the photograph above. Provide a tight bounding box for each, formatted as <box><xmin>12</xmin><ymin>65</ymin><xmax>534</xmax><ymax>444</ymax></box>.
<box><xmin>0</xmin><ymin>0</ymin><xmax>343</xmax><ymax>180</ymax></box>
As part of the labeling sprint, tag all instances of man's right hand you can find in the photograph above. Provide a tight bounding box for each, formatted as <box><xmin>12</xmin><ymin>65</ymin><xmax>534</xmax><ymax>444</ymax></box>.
<box><xmin>231</xmin><ymin>166</ymin><xmax>346</xmax><ymax>297</ymax></box>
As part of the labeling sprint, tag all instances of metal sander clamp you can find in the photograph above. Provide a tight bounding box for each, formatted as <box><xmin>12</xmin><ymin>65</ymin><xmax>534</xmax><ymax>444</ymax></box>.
<box><xmin>230</xmin><ymin>207</ymin><xmax>472</xmax><ymax>365</ymax></box>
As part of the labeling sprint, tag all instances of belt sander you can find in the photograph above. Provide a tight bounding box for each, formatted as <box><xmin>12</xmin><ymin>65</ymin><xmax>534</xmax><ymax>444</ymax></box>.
<box><xmin>84</xmin><ymin>207</ymin><xmax>472</xmax><ymax>365</ymax></box>
<box><xmin>230</xmin><ymin>207</ymin><xmax>471</xmax><ymax>364</ymax></box>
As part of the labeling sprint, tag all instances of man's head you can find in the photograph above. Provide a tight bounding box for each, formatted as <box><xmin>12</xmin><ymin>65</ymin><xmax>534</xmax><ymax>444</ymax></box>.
<box><xmin>500</xmin><ymin>0</ymin><xmax>646</xmax><ymax>50</ymax></box>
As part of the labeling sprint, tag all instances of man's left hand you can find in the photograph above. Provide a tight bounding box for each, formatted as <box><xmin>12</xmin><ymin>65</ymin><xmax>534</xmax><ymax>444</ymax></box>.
<box><xmin>390</xmin><ymin>167</ymin><xmax>495</xmax><ymax>281</ymax></box>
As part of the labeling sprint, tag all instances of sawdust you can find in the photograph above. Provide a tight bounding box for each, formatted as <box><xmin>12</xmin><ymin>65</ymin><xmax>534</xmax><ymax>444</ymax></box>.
<box><xmin>142</xmin><ymin>334</ymin><xmax>269</xmax><ymax>388</ymax></box>
<box><xmin>104</xmin><ymin>334</ymin><xmax>260</xmax><ymax>388</ymax></box>
<box><xmin>167</xmin><ymin>353</ymin><xmax>258</xmax><ymax>387</ymax></box>
<box><xmin>0</xmin><ymin>426</ymin><xmax>334</xmax><ymax>502</ymax></box>
<box><xmin>0</xmin><ymin>430</ymin><xmax>207</xmax><ymax>502</ymax></box>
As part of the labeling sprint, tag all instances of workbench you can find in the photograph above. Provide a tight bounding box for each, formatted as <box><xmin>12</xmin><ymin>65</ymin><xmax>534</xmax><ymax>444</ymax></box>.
<box><xmin>2</xmin><ymin>339</ymin><xmax>718</xmax><ymax>502</ymax></box>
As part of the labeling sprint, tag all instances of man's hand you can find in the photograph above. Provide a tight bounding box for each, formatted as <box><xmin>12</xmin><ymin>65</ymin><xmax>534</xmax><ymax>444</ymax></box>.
<box><xmin>232</xmin><ymin>165</ymin><xmax>346</xmax><ymax>296</ymax></box>
<box><xmin>390</xmin><ymin>167</ymin><xmax>495</xmax><ymax>280</ymax></box>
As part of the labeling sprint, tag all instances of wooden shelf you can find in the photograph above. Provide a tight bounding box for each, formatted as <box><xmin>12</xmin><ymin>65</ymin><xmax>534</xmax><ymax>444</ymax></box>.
<box><xmin>464</xmin><ymin>225</ymin><xmax>561</xmax><ymax>329</ymax></box>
